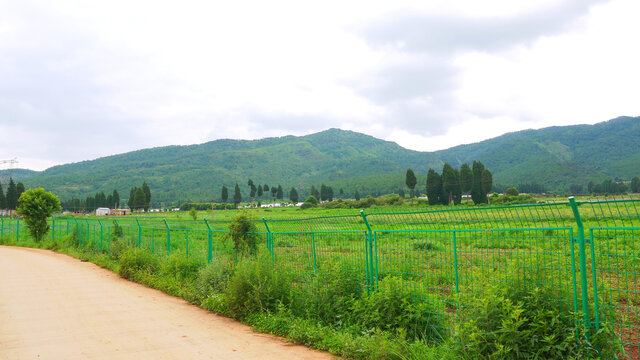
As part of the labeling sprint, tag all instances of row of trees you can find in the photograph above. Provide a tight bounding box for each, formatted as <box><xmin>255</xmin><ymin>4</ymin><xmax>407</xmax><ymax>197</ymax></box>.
<box><xmin>0</xmin><ymin>178</ymin><xmax>25</xmax><ymax>210</ymax></box>
<box><xmin>128</xmin><ymin>182</ymin><xmax>151</xmax><ymax>211</ymax></box>
<box><xmin>406</xmin><ymin>161</ymin><xmax>493</xmax><ymax>205</ymax></box>
<box><xmin>62</xmin><ymin>189</ymin><xmax>120</xmax><ymax>212</ymax></box>
<box><xmin>220</xmin><ymin>181</ymin><xmax>349</xmax><ymax>206</ymax></box>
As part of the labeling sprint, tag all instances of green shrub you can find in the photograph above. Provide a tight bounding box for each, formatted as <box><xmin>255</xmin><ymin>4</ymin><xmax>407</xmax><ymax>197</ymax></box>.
<box><xmin>454</xmin><ymin>281</ymin><xmax>619</xmax><ymax>359</ymax></box>
<box><xmin>161</xmin><ymin>255</ymin><xmax>202</xmax><ymax>280</ymax></box>
<box><xmin>291</xmin><ymin>262</ymin><xmax>364</xmax><ymax>325</ymax></box>
<box><xmin>119</xmin><ymin>248</ymin><xmax>159</xmax><ymax>280</ymax></box>
<box><xmin>352</xmin><ymin>276</ymin><xmax>445</xmax><ymax>341</ymax></box>
<box><xmin>64</xmin><ymin>227</ymin><xmax>80</xmax><ymax>248</ymax></box>
<box><xmin>228</xmin><ymin>212</ymin><xmax>258</xmax><ymax>256</ymax></box>
<box><xmin>197</xmin><ymin>259</ymin><xmax>236</xmax><ymax>294</ymax></box>
<box><xmin>225</xmin><ymin>258</ymin><xmax>292</xmax><ymax>319</ymax></box>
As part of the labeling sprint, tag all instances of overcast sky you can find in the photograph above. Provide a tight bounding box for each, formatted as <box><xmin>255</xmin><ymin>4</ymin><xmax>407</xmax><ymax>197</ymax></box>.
<box><xmin>1</xmin><ymin>0</ymin><xmax>639</xmax><ymax>171</ymax></box>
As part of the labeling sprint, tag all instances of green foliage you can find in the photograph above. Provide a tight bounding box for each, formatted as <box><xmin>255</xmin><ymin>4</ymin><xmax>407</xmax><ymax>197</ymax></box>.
<box><xmin>489</xmin><ymin>193</ymin><xmax>535</xmax><ymax>205</ymax></box>
<box><xmin>16</xmin><ymin>188</ymin><xmax>62</xmax><ymax>242</ymax></box>
<box><xmin>0</xmin><ymin>182</ymin><xmax>5</xmax><ymax>209</ymax></box>
<box><xmin>119</xmin><ymin>248</ymin><xmax>159</xmax><ymax>280</ymax></box>
<box><xmin>291</xmin><ymin>262</ymin><xmax>363</xmax><ymax>325</ymax></box>
<box><xmin>225</xmin><ymin>258</ymin><xmax>291</xmax><ymax>319</ymax></box>
<box><xmin>405</xmin><ymin>168</ymin><xmax>417</xmax><ymax>198</ymax></box>
<box><xmin>133</xmin><ymin>187</ymin><xmax>146</xmax><ymax>210</ymax></box>
<box><xmin>233</xmin><ymin>183</ymin><xmax>242</xmax><ymax>205</ymax></box>
<box><xmin>352</xmin><ymin>276</ymin><xmax>444</xmax><ymax>341</ymax></box>
<box><xmin>6</xmin><ymin>178</ymin><xmax>17</xmax><ymax>210</ymax></box>
<box><xmin>197</xmin><ymin>259</ymin><xmax>236</xmax><ymax>294</ymax></box>
<box><xmin>228</xmin><ymin>212</ymin><xmax>258</xmax><ymax>255</ymax></box>
<box><xmin>505</xmin><ymin>187</ymin><xmax>519</xmax><ymax>196</ymax></box>
<box><xmin>300</xmin><ymin>195</ymin><xmax>318</xmax><ymax>209</ymax></box>
<box><xmin>426</xmin><ymin>168</ymin><xmax>443</xmax><ymax>205</ymax></box>
<box><xmin>471</xmin><ymin>161</ymin><xmax>488</xmax><ymax>204</ymax></box>
<box><xmin>189</xmin><ymin>207</ymin><xmax>197</xmax><ymax>220</ymax></box>
<box><xmin>289</xmin><ymin>187</ymin><xmax>299</xmax><ymax>203</ymax></box>
<box><xmin>632</xmin><ymin>176</ymin><xmax>640</xmax><ymax>193</ymax></box>
<box><xmin>454</xmin><ymin>280</ymin><xmax>619</xmax><ymax>359</ymax></box>
<box><xmin>221</xmin><ymin>185</ymin><xmax>228</xmax><ymax>203</ymax></box>
<box><xmin>161</xmin><ymin>255</ymin><xmax>202</xmax><ymax>280</ymax></box>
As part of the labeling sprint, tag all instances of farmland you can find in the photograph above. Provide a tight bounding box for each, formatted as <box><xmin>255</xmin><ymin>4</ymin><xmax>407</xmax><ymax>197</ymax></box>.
<box><xmin>2</xmin><ymin>197</ymin><xmax>639</xmax><ymax>359</ymax></box>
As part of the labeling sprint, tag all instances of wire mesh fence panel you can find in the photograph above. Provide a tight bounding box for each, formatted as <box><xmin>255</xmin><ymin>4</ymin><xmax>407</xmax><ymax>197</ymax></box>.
<box><xmin>270</xmin><ymin>231</ymin><xmax>368</xmax><ymax>284</ymax></box>
<box><xmin>589</xmin><ymin>227</ymin><xmax>640</xmax><ymax>360</ymax></box>
<box><xmin>373</xmin><ymin>228</ymin><xmax>577</xmax><ymax>336</ymax></box>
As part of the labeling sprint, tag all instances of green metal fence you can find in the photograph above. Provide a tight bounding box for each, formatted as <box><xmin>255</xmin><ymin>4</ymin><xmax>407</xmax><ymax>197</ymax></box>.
<box><xmin>1</xmin><ymin>197</ymin><xmax>639</xmax><ymax>358</ymax></box>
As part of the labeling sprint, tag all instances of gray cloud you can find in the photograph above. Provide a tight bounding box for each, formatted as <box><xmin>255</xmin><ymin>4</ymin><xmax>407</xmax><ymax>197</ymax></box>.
<box><xmin>350</xmin><ymin>0</ymin><xmax>610</xmax><ymax>137</ymax></box>
<box><xmin>361</xmin><ymin>0</ymin><xmax>608</xmax><ymax>54</ymax></box>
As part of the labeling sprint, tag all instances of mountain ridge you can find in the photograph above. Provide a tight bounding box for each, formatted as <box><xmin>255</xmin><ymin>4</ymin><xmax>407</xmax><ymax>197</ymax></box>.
<box><xmin>14</xmin><ymin>116</ymin><xmax>640</xmax><ymax>204</ymax></box>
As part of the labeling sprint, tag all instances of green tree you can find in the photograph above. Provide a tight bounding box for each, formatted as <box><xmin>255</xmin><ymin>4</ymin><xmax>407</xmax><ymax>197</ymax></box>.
<box><xmin>505</xmin><ymin>187</ymin><xmax>519</xmax><ymax>196</ymax></box>
<box><xmin>112</xmin><ymin>189</ymin><xmax>120</xmax><ymax>208</ymax></box>
<box><xmin>16</xmin><ymin>188</ymin><xmax>62</xmax><ymax>242</ymax></box>
<box><xmin>328</xmin><ymin>186</ymin><xmax>334</xmax><ymax>201</ymax></box>
<box><xmin>221</xmin><ymin>186</ymin><xmax>229</xmax><ymax>204</ymax></box>
<box><xmin>0</xmin><ymin>182</ymin><xmax>5</xmax><ymax>209</ymax></box>
<box><xmin>16</xmin><ymin>182</ymin><xmax>25</xmax><ymax>206</ymax></box>
<box><xmin>257</xmin><ymin>185</ymin><xmax>263</xmax><ymax>199</ymax></box>
<box><xmin>339</xmin><ymin>188</ymin><xmax>344</xmax><ymax>198</ymax></box>
<box><xmin>133</xmin><ymin>187</ymin><xmax>146</xmax><ymax>210</ymax></box>
<box><xmin>320</xmin><ymin>184</ymin><xmax>328</xmax><ymax>201</ymax></box>
<box><xmin>460</xmin><ymin>163</ymin><xmax>473</xmax><ymax>204</ymax></box>
<box><xmin>426</xmin><ymin>168</ymin><xmax>443</xmax><ymax>205</ymax></box>
<box><xmin>141</xmin><ymin>182</ymin><xmax>151</xmax><ymax>211</ymax></box>
<box><xmin>128</xmin><ymin>187</ymin><xmax>137</xmax><ymax>209</ymax></box>
<box><xmin>471</xmin><ymin>161</ymin><xmax>488</xmax><ymax>204</ymax></box>
<box><xmin>95</xmin><ymin>191</ymin><xmax>106</xmax><ymax>208</ymax></box>
<box><xmin>106</xmin><ymin>194</ymin><xmax>113</xmax><ymax>208</ymax></box>
<box><xmin>354</xmin><ymin>189</ymin><xmax>360</xmax><ymax>201</ymax></box>
<box><xmin>405</xmin><ymin>168</ymin><xmax>417</xmax><ymax>203</ymax></box>
<box><xmin>482</xmin><ymin>169</ymin><xmax>493</xmax><ymax>196</ymax></box>
<box><xmin>632</xmin><ymin>176</ymin><xmax>640</xmax><ymax>193</ymax></box>
<box><xmin>311</xmin><ymin>185</ymin><xmax>319</xmax><ymax>199</ymax></box>
<box><xmin>6</xmin><ymin>178</ymin><xmax>17</xmax><ymax>210</ymax></box>
<box><xmin>442</xmin><ymin>163</ymin><xmax>461</xmax><ymax>205</ymax></box>
<box><xmin>229</xmin><ymin>212</ymin><xmax>258</xmax><ymax>255</ymax></box>
<box><xmin>263</xmin><ymin>184</ymin><xmax>269</xmax><ymax>193</ymax></box>
<box><xmin>234</xmin><ymin>183</ymin><xmax>242</xmax><ymax>205</ymax></box>
<box><xmin>275</xmin><ymin>185</ymin><xmax>283</xmax><ymax>200</ymax></box>
<box><xmin>289</xmin><ymin>187</ymin><xmax>299</xmax><ymax>203</ymax></box>
<box><xmin>271</xmin><ymin>186</ymin><xmax>277</xmax><ymax>200</ymax></box>
<box><xmin>189</xmin><ymin>207</ymin><xmax>197</xmax><ymax>220</ymax></box>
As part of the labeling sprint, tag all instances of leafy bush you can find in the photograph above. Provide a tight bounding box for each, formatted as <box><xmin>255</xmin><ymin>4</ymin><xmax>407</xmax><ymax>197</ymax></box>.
<box><xmin>161</xmin><ymin>255</ymin><xmax>202</xmax><ymax>280</ymax></box>
<box><xmin>197</xmin><ymin>259</ymin><xmax>236</xmax><ymax>294</ymax></box>
<box><xmin>291</xmin><ymin>262</ymin><xmax>364</xmax><ymax>325</ymax></box>
<box><xmin>352</xmin><ymin>276</ymin><xmax>445</xmax><ymax>341</ymax></box>
<box><xmin>119</xmin><ymin>248</ymin><xmax>159</xmax><ymax>280</ymax></box>
<box><xmin>228</xmin><ymin>212</ymin><xmax>258</xmax><ymax>256</ymax></box>
<box><xmin>454</xmin><ymin>281</ymin><xmax>619</xmax><ymax>359</ymax></box>
<box><xmin>64</xmin><ymin>227</ymin><xmax>80</xmax><ymax>248</ymax></box>
<box><xmin>225</xmin><ymin>258</ymin><xmax>291</xmax><ymax>319</ymax></box>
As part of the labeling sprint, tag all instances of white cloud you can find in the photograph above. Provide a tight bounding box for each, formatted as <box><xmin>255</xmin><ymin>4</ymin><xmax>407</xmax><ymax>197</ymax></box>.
<box><xmin>0</xmin><ymin>0</ymin><xmax>638</xmax><ymax>171</ymax></box>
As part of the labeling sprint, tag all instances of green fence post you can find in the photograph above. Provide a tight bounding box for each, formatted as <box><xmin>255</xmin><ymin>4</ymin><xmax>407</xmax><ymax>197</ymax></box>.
<box><xmin>163</xmin><ymin>218</ymin><xmax>170</xmax><ymax>256</ymax></box>
<box><xmin>16</xmin><ymin>218</ymin><xmax>20</xmax><ymax>242</ymax></box>
<box><xmin>568</xmin><ymin>196</ymin><xmax>592</xmax><ymax>339</ymax></box>
<box><xmin>135</xmin><ymin>218</ymin><xmax>142</xmax><ymax>248</ymax></box>
<box><xmin>1</xmin><ymin>217</ymin><xmax>4</xmax><ymax>239</ymax></box>
<box><xmin>66</xmin><ymin>218</ymin><xmax>69</xmax><ymax>235</ymax></box>
<box><xmin>186</xmin><ymin>229</ymin><xmax>189</xmax><ymax>258</ymax></box>
<box><xmin>360</xmin><ymin>210</ymin><xmax>376</xmax><ymax>293</ymax></box>
<box><xmin>452</xmin><ymin>231</ymin><xmax>460</xmax><ymax>294</ymax></box>
<box><xmin>311</xmin><ymin>232</ymin><xmax>318</xmax><ymax>274</ymax></box>
<box><xmin>52</xmin><ymin>217</ymin><xmax>55</xmax><ymax>242</ymax></box>
<box><xmin>73</xmin><ymin>218</ymin><xmax>80</xmax><ymax>245</ymax></box>
<box><xmin>262</xmin><ymin>218</ymin><xmax>274</xmax><ymax>263</ymax></box>
<box><xmin>97</xmin><ymin>218</ymin><xmax>103</xmax><ymax>252</ymax></box>
<box><xmin>204</xmin><ymin>218</ymin><xmax>213</xmax><ymax>263</ymax></box>
<box><xmin>84</xmin><ymin>219</ymin><xmax>90</xmax><ymax>248</ymax></box>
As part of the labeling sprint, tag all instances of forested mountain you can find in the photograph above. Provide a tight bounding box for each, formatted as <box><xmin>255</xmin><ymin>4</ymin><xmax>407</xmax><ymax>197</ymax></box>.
<box><xmin>16</xmin><ymin>116</ymin><xmax>640</xmax><ymax>205</ymax></box>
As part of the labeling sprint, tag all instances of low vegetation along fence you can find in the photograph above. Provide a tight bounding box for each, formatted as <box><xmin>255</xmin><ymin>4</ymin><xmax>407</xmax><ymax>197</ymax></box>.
<box><xmin>1</xmin><ymin>198</ymin><xmax>639</xmax><ymax>358</ymax></box>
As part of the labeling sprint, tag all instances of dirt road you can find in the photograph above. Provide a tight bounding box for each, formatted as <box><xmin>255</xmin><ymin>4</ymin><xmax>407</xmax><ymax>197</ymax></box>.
<box><xmin>0</xmin><ymin>246</ymin><xmax>334</xmax><ymax>360</ymax></box>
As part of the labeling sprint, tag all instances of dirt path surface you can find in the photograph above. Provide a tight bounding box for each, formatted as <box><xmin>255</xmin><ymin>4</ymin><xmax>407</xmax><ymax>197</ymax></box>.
<box><xmin>0</xmin><ymin>246</ymin><xmax>335</xmax><ymax>360</ymax></box>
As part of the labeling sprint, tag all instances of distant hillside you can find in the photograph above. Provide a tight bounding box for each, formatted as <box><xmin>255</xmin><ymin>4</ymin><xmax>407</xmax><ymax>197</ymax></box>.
<box><xmin>435</xmin><ymin>116</ymin><xmax>640</xmax><ymax>190</ymax></box>
<box><xmin>19</xmin><ymin>116</ymin><xmax>640</xmax><ymax>204</ymax></box>
<box><xmin>0</xmin><ymin>168</ymin><xmax>39</xmax><ymax>185</ymax></box>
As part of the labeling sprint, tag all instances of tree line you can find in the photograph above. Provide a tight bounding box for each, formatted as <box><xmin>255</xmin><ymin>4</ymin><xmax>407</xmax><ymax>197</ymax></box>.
<box><xmin>62</xmin><ymin>189</ymin><xmax>121</xmax><ymax>212</ymax></box>
<box><xmin>220</xmin><ymin>180</ymin><xmax>347</xmax><ymax>206</ymax></box>
<box><xmin>405</xmin><ymin>161</ymin><xmax>493</xmax><ymax>205</ymax></box>
<box><xmin>0</xmin><ymin>178</ymin><xmax>26</xmax><ymax>211</ymax></box>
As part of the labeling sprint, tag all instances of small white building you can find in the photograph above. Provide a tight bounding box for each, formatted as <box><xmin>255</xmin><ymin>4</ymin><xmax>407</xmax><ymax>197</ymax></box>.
<box><xmin>96</xmin><ymin>207</ymin><xmax>110</xmax><ymax>216</ymax></box>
